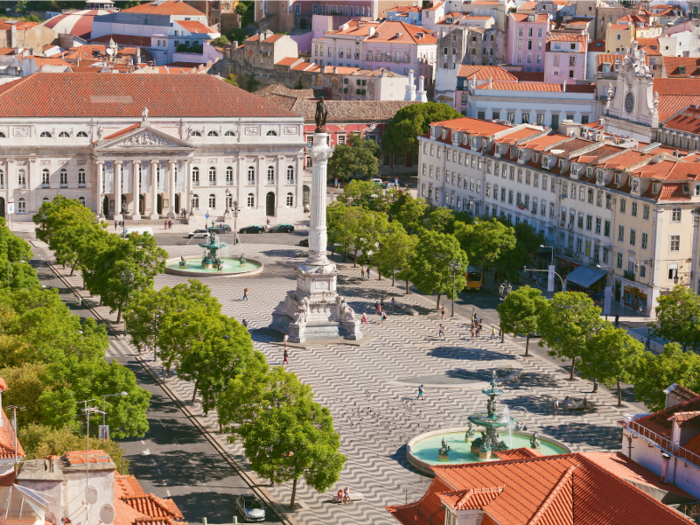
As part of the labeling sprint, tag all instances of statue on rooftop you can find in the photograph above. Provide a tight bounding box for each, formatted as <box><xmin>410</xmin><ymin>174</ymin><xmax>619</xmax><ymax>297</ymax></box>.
<box><xmin>314</xmin><ymin>97</ymin><xmax>328</xmax><ymax>132</ymax></box>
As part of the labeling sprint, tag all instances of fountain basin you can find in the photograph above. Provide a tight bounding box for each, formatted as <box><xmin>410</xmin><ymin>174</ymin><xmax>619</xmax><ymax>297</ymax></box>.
<box><xmin>164</xmin><ymin>257</ymin><xmax>264</xmax><ymax>278</ymax></box>
<box><xmin>407</xmin><ymin>427</ymin><xmax>571</xmax><ymax>477</ymax></box>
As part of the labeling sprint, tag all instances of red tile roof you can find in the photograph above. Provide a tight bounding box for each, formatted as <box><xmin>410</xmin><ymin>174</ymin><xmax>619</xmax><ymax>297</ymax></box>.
<box><xmin>608</xmin><ymin>23</ymin><xmax>631</xmax><ymax>30</ymax></box>
<box><xmin>588</xmin><ymin>38</ymin><xmax>606</xmax><ymax>51</ymax></box>
<box><xmin>518</xmin><ymin>134</ymin><xmax>570</xmax><ymax>151</ymax></box>
<box><xmin>511</xmin><ymin>13</ymin><xmax>550</xmax><ymax>23</ymax></box>
<box><xmin>275</xmin><ymin>56</ymin><xmax>299</xmax><ymax>66</ymax></box>
<box><xmin>175</xmin><ymin>20</ymin><xmax>216</xmax><ymax>34</ymax></box>
<box><xmin>0</xmin><ymin>74</ymin><xmax>298</xmax><ymax>118</ymax></box>
<box><xmin>64</xmin><ymin>449</ymin><xmax>112</xmax><ymax>465</ymax></box>
<box><xmin>548</xmin><ymin>32</ymin><xmax>588</xmax><ymax>43</ymax></box>
<box><xmin>630</xmin><ymin>160</ymin><xmax>700</xmax><ymax>181</ymax></box>
<box><xmin>457</xmin><ymin>65</ymin><xmax>518</xmax><ymax>81</ymax></box>
<box><xmin>0</xmin><ymin>20</ymin><xmax>39</xmax><ymax>30</ymax></box>
<box><xmin>0</xmin><ymin>408</ymin><xmax>24</xmax><ymax>459</ymax></box>
<box><xmin>669</xmin><ymin>411</ymin><xmax>700</xmax><ymax>427</ymax></box>
<box><xmin>327</xmin><ymin>20</ymin><xmax>380</xmax><ymax>36</ymax></box>
<box><xmin>366</xmin><ymin>20</ymin><xmax>436</xmax><ymax>44</ymax></box>
<box><xmin>0</xmin><ymin>377</ymin><xmax>7</xmax><ymax>392</ymax></box>
<box><xmin>511</xmin><ymin>71</ymin><xmax>545</xmax><ymax>82</ymax></box>
<box><xmin>122</xmin><ymin>0</ymin><xmax>205</xmax><ymax>17</ymax></box>
<box><xmin>476</xmin><ymin>81</ymin><xmax>596</xmax><ymax>93</ymax></box>
<box><xmin>431</xmin><ymin>116</ymin><xmax>510</xmax><ymax>136</ymax></box>
<box><xmin>90</xmin><ymin>34</ymin><xmax>152</xmax><ymax>47</ymax></box>
<box><xmin>664</xmin><ymin>57</ymin><xmax>700</xmax><ymax>77</ymax></box>
<box><xmin>494</xmin><ymin>447</ymin><xmax>543</xmax><ymax>460</ymax></box>
<box><xmin>388</xmin><ymin>452</ymin><xmax>696</xmax><ymax>525</ymax></box>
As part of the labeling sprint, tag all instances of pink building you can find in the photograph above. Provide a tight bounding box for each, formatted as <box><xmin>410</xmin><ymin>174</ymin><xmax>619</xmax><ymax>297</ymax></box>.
<box><xmin>506</xmin><ymin>12</ymin><xmax>550</xmax><ymax>72</ymax></box>
<box><xmin>544</xmin><ymin>30</ymin><xmax>589</xmax><ymax>83</ymax></box>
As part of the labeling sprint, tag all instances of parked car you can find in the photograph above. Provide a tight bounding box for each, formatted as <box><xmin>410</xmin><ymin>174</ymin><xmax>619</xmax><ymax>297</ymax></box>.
<box><xmin>235</xmin><ymin>494</ymin><xmax>265</xmax><ymax>522</ymax></box>
<box><xmin>187</xmin><ymin>229</ymin><xmax>209</xmax><ymax>238</ymax></box>
<box><xmin>239</xmin><ymin>224</ymin><xmax>265</xmax><ymax>234</ymax></box>
<box><xmin>299</xmin><ymin>238</ymin><xmax>309</xmax><ymax>247</ymax></box>
<box><xmin>207</xmin><ymin>224</ymin><xmax>232</xmax><ymax>234</ymax></box>
<box><xmin>269</xmin><ymin>223</ymin><xmax>295</xmax><ymax>233</ymax></box>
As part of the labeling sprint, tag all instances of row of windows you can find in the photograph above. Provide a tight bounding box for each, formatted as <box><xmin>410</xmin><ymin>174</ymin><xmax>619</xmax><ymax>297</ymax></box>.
<box><xmin>3</xmin><ymin>130</ymin><xmax>282</xmax><ymax>140</ymax></box>
<box><xmin>191</xmin><ymin>165</ymin><xmax>295</xmax><ymax>185</ymax></box>
<box><xmin>190</xmin><ymin>192</ymin><xmax>295</xmax><ymax>209</ymax></box>
<box><xmin>311</xmin><ymin>4</ymin><xmax>367</xmax><ymax>16</ymax></box>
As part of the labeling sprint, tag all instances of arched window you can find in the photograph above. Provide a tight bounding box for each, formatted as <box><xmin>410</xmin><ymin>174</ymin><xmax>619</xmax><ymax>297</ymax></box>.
<box><xmin>286</xmin><ymin>165</ymin><xmax>294</xmax><ymax>183</ymax></box>
<box><xmin>78</xmin><ymin>169</ymin><xmax>86</xmax><ymax>186</ymax></box>
<box><xmin>42</xmin><ymin>197</ymin><xmax>49</xmax><ymax>204</ymax></box>
<box><xmin>60</xmin><ymin>168</ymin><xmax>68</xmax><ymax>187</ymax></box>
<box><xmin>192</xmin><ymin>194</ymin><xmax>200</xmax><ymax>209</ymax></box>
<box><xmin>77</xmin><ymin>131</ymin><xmax>88</xmax><ymax>137</ymax></box>
<box><xmin>247</xmin><ymin>193</ymin><xmax>255</xmax><ymax>207</ymax></box>
<box><xmin>0</xmin><ymin>132</ymin><xmax>5</xmax><ymax>138</ymax></box>
<box><xmin>40</xmin><ymin>131</ymin><xmax>52</xmax><ymax>138</ymax></box>
<box><xmin>247</xmin><ymin>166</ymin><xmax>255</xmax><ymax>184</ymax></box>
<box><xmin>226</xmin><ymin>166</ymin><xmax>233</xmax><ymax>185</ymax></box>
<box><xmin>192</xmin><ymin>167</ymin><xmax>200</xmax><ymax>185</ymax></box>
<box><xmin>225</xmin><ymin>130</ymin><xmax>235</xmax><ymax>137</ymax></box>
<box><xmin>42</xmin><ymin>169</ymin><xmax>49</xmax><ymax>187</ymax></box>
<box><xmin>209</xmin><ymin>167</ymin><xmax>216</xmax><ymax>184</ymax></box>
<box><xmin>226</xmin><ymin>193</ymin><xmax>234</xmax><ymax>208</ymax></box>
<box><xmin>59</xmin><ymin>131</ymin><xmax>69</xmax><ymax>138</ymax></box>
<box><xmin>208</xmin><ymin>193</ymin><xmax>216</xmax><ymax>208</ymax></box>
<box><xmin>267</xmin><ymin>166</ymin><xmax>274</xmax><ymax>184</ymax></box>
<box><xmin>266</xmin><ymin>130</ymin><xmax>278</xmax><ymax>136</ymax></box>
<box><xmin>208</xmin><ymin>130</ymin><xmax>219</xmax><ymax>137</ymax></box>
<box><xmin>286</xmin><ymin>192</ymin><xmax>294</xmax><ymax>207</ymax></box>
<box><xmin>17</xmin><ymin>170</ymin><xmax>26</xmax><ymax>188</ymax></box>
<box><xmin>191</xmin><ymin>131</ymin><xmax>202</xmax><ymax>137</ymax></box>
<box><xmin>78</xmin><ymin>196</ymin><xmax>86</xmax><ymax>206</ymax></box>
<box><xmin>17</xmin><ymin>198</ymin><xmax>25</xmax><ymax>213</ymax></box>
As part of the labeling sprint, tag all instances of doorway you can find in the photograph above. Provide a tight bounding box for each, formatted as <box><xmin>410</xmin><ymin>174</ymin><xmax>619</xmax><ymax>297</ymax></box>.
<box><xmin>174</xmin><ymin>194</ymin><xmax>180</xmax><ymax>216</ymax></box>
<box><xmin>102</xmin><ymin>195</ymin><xmax>109</xmax><ymax>217</ymax></box>
<box><xmin>615</xmin><ymin>281</ymin><xmax>622</xmax><ymax>302</ymax></box>
<box><xmin>266</xmin><ymin>192</ymin><xmax>275</xmax><ymax>216</ymax></box>
<box><xmin>139</xmin><ymin>195</ymin><xmax>145</xmax><ymax>215</ymax></box>
<box><xmin>121</xmin><ymin>195</ymin><xmax>127</xmax><ymax>215</ymax></box>
<box><xmin>303</xmin><ymin>185</ymin><xmax>310</xmax><ymax>206</ymax></box>
<box><xmin>0</xmin><ymin>197</ymin><xmax>5</xmax><ymax>218</ymax></box>
<box><xmin>157</xmin><ymin>194</ymin><xmax>163</xmax><ymax>216</ymax></box>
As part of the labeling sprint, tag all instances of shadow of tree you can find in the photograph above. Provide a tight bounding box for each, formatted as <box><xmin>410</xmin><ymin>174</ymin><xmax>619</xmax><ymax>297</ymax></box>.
<box><xmin>539</xmin><ymin>421</ymin><xmax>623</xmax><ymax>451</ymax></box>
<box><xmin>428</xmin><ymin>346</ymin><xmax>517</xmax><ymax>361</ymax></box>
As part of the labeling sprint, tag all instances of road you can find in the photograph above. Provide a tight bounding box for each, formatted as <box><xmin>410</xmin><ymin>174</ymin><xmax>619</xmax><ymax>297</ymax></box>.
<box><xmin>28</xmin><ymin>243</ymin><xmax>281</xmax><ymax>525</ymax></box>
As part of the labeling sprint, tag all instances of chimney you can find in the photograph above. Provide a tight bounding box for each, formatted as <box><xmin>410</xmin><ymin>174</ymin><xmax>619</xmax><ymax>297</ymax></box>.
<box><xmin>369</xmin><ymin>27</ymin><xmax>376</xmax><ymax>37</ymax></box>
<box><xmin>417</xmin><ymin>75</ymin><xmax>427</xmax><ymax>102</ymax></box>
<box><xmin>333</xmin><ymin>66</ymin><xmax>338</xmax><ymax>74</ymax></box>
<box><xmin>489</xmin><ymin>76</ymin><xmax>492</xmax><ymax>89</ymax></box>
<box><xmin>405</xmin><ymin>69</ymin><xmax>415</xmax><ymax>101</ymax></box>
<box><xmin>661</xmin><ymin>453</ymin><xmax>671</xmax><ymax>484</ymax></box>
<box><xmin>563</xmin><ymin>81</ymin><xmax>566</xmax><ymax>92</ymax></box>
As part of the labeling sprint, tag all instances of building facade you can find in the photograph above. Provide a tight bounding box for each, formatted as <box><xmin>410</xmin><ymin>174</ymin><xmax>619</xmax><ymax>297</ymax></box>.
<box><xmin>507</xmin><ymin>13</ymin><xmax>550</xmax><ymax>73</ymax></box>
<box><xmin>0</xmin><ymin>74</ymin><xmax>307</xmax><ymax>227</ymax></box>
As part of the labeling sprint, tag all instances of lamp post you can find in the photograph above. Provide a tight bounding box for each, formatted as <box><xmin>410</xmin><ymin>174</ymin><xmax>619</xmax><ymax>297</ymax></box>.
<box><xmin>540</xmin><ymin>244</ymin><xmax>554</xmax><ymax>266</ymax></box>
<box><xmin>524</xmin><ymin>266</ymin><xmax>566</xmax><ymax>292</ymax></box>
<box><xmin>189</xmin><ymin>190</ymin><xmax>194</xmax><ymax>218</ymax></box>
<box><xmin>99</xmin><ymin>192</ymin><xmax>106</xmax><ymax>220</ymax></box>
<box><xmin>102</xmin><ymin>391</ymin><xmax>128</xmax><ymax>429</ymax></box>
<box><xmin>76</xmin><ymin>398</ymin><xmax>105</xmax><ymax>490</ymax></box>
<box><xmin>448</xmin><ymin>260</ymin><xmax>461</xmax><ymax>318</ymax></box>
<box><xmin>120</xmin><ymin>271</ymin><xmax>134</xmax><ymax>331</ymax></box>
<box><xmin>232</xmin><ymin>199</ymin><xmax>240</xmax><ymax>245</ymax></box>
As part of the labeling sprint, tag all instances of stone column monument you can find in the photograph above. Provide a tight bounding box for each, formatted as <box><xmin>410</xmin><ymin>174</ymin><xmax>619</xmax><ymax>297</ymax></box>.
<box><xmin>272</xmin><ymin>99</ymin><xmax>362</xmax><ymax>343</ymax></box>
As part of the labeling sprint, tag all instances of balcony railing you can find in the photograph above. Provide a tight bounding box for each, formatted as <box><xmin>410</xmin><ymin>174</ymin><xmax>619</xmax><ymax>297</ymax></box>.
<box><xmin>624</xmin><ymin>270</ymin><xmax>635</xmax><ymax>282</ymax></box>
<box><xmin>628</xmin><ymin>419</ymin><xmax>700</xmax><ymax>469</ymax></box>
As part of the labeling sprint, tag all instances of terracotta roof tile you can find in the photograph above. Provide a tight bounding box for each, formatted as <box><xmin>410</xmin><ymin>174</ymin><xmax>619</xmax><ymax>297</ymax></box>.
<box><xmin>0</xmin><ymin>74</ymin><xmax>298</xmax><ymax>119</ymax></box>
<box><xmin>122</xmin><ymin>494</ymin><xmax>184</xmax><ymax>520</ymax></box>
<box><xmin>327</xmin><ymin>20</ymin><xmax>380</xmax><ymax>36</ymax></box>
<box><xmin>175</xmin><ymin>20</ymin><xmax>216</xmax><ymax>34</ymax></box>
<box><xmin>123</xmin><ymin>0</ymin><xmax>205</xmax><ymax>17</ymax></box>
<box><xmin>0</xmin><ymin>408</ymin><xmax>24</xmax><ymax>459</ymax></box>
<box><xmin>90</xmin><ymin>34</ymin><xmax>152</xmax><ymax>47</ymax></box>
<box><xmin>494</xmin><ymin>127</ymin><xmax>542</xmax><ymax>143</ymax></box>
<box><xmin>511</xmin><ymin>13</ymin><xmax>550</xmax><ymax>23</ymax></box>
<box><xmin>588</xmin><ymin>38</ymin><xmax>605</xmax><ymax>51</ymax></box>
<box><xmin>64</xmin><ymin>449</ymin><xmax>111</xmax><ymax>465</ymax></box>
<box><xmin>115</xmin><ymin>475</ymin><xmax>147</xmax><ymax>499</ymax></box>
<box><xmin>664</xmin><ymin>57</ymin><xmax>700</xmax><ymax>77</ymax></box>
<box><xmin>0</xmin><ymin>20</ymin><xmax>39</xmax><ymax>30</ymax></box>
<box><xmin>437</xmin><ymin>487</ymin><xmax>503</xmax><ymax>510</ymax></box>
<box><xmin>667</xmin><ymin>383</ymin><xmax>700</xmax><ymax>403</ymax></box>
<box><xmin>275</xmin><ymin>57</ymin><xmax>300</xmax><ymax>66</ymax></box>
<box><xmin>494</xmin><ymin>448</ymin><xmax>544</xmax><ymax>460</ymax></box>
<box><xmin>457</xmin><ymin>65</ymin><xmax>518</xmax><ymax>81</ymax></box>
<box><xmin>476</xmin><ymin>82</ymin><xmax>596</xmax><ymax>93</ymax></box>
<box><xmin>547</xmin><ymin>32</ymin><xmax>588</xmax><ymax>43</ymax></box>
<box><xmin>518</xmin><ymin>134</ymin><xmax>570</xmax><ymax>151</ymax></box>
<box><xmin>431</xmin><ymin>116</ymin><xmax>510</xmax><ymax>136</ymax></box>
<box><xmin>365</xmin><ymin>21</ymin><xmax>436</xmax><ymax>44</ymax></box>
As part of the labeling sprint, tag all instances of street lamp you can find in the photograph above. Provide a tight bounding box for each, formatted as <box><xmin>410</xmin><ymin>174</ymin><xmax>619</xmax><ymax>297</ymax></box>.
<box><xmin>102</xmin><ymin>391</ymin><xmax>128</xmax><ymax>430</ymax></box>
<box><xmin>189</xmin><ymin>190</ymin><xmax>194</xmax><ymax>218</ymax></box>
<box><xmin>524</xmin><ymin>266</ymin><xmax>566</xmax><ymax>292</ymax></box>
<box><xmin>448</xmin><ymin>260</ymin><xmax>461</xmax><ymax>318</ymax></box>
<box><xmin>224</xmin><ymin>189</ymin><xmax>232</xmax><ymax>222</ymax></box>
<box><xmin>596</xmin><ymin>264</ymin><xmax>614</xmax><ymax>319</ymax></box>
<box><xmin>99</xmin><ymin>191</ymin><xmax>106</xmax><ymax>220</ymax></box>
<box><xmin>540</xmin><ymin>244</ymin><xmax>554</xmax><ymax>266</ymax></box>
<box><xmin>120</xmin><ymin>271</ymin><xmax>134</xmax><ymax>332</ymax></box>
<box><xmin>232</xmin><ymin>199</ymin><xmax>240</xmax><ymax>245</ymax></box>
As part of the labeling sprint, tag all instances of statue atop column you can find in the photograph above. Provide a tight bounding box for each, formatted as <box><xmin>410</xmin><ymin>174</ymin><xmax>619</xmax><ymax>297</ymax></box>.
<box><xmin>314</xmin><ymin>97</ymin><xmax>328</xmax><ymax>132</ymax></box>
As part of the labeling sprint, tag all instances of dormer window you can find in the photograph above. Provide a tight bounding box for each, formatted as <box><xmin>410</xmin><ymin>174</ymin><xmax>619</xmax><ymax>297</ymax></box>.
<box><xmin>558</xmin><ymin>159</ymin><xmax>563</xmax><ymax>169</ymax></box>
<box><xmin>653</xmin><ymin>182</ymin><xmax>660</xmax><ymax>193</ymax></box>
<box><xmin>518</xmin><ymin>149</ymin><xmax>523</xmax><ymax>159</ymax></box>
<box><xmin>471</xmin><ymin>137</ymin><xmax>478</xmax><ymax>148</ymax></box>
<box><xmin>615</xmin><ymin>173</ymin><xmax>620</xmax><ymax>185</ymax></box>
<box><xmin>597</xmin><ymin>169</ymin><xmax>604</xmax><ymax>183</ymax></box>
<box><xmin>684</xmin><ymin>184</ymin><xmax>690</xmax><ymax>194</ymax></box>
<box><xmin>571</xmin><ymin>163</ymin><xmax>577</xmax><ymax>172</ymax></box>
<box><xmin>441</xmin><ymin>129</ymin><xmax>448</xmax><ymax>139</ymax></box>
<box><xmin>543</xmin><ymin>156</ymin><xmax>549</xmax><ymax>166</ymax></box>
<box><xmin>632</xmin><ymin>179</ymin><xmax>639</xmax><ymax>193</ymax></box>
<box><xmin>533</xmin><ymin>153</ymin><xmax>539</xmax><ymax>163</ymax></box>
<box><xmin>588</xmin><ymin>167</ymin><xmax>594</xmax><ymax>177</ymax></box>
<box><xmin>695</xmin><ymin>184</ymin><xmax>700</xmax><ymax>196</ymax></box>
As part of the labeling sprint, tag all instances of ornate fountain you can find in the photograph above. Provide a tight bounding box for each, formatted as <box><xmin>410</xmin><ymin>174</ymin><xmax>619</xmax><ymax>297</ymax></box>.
<box><xmin>467</xmin><ymin>373</ymin><xmax>515</xmax><ymax>459</ymax></box>
<box><xmin>199</xmin><ymin>231</ymin><xmax>227</xmax><ymax>271</ymax></box>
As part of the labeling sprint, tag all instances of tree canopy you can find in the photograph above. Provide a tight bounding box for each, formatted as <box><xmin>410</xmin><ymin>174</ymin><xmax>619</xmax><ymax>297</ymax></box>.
<box><xmin>648</xmin><ymin>285</ymin><xmax>700</xmax><ymax>352</ymax></box>
<box><xmin>454</xmin><ymin>218</ymin><xmax>516</xmax><ymax>268</ymax></box>
<box><xmin>389</xmin><ymin>193</ymin><xmax>428</xmax><ymax>234</ymax></box>
<box><xmin>382</xmin><ymin>102</ymin><xmax>462</xmax><ymax>155</ymax></box>
<box><xmin>327</xmin><ymin>134</ymin><xmax>380</xmax><ymax>182</ymax></box>
<box><xmin>497</xmin><ymin>286</ymin><xmax>548</xmax><ymax>356</ymax></box>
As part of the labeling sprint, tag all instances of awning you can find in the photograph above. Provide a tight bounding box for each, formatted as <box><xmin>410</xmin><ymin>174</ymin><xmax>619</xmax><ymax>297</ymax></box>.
<box><xmin>565</xmin><ymin>265</ymin><xmax>607</xmax><ymax>289</ymax></box>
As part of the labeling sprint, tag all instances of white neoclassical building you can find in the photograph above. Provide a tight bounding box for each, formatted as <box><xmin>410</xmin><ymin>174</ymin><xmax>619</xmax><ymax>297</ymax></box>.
<box><xmin>0</xmin><ymin>73</ymin><xmax>307</xmax><ymax>225</ymax></box>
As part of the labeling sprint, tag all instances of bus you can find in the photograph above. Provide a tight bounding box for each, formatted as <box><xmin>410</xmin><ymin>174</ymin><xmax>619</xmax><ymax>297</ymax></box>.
<box><xmin>464</xmin><ymin>266</ymin><xmax>483</xmax><ymax>291</ymax></box>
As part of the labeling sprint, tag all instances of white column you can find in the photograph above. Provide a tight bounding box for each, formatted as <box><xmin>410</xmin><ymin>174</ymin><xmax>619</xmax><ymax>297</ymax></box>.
<box><xmin>185</xmin><ymin>160</ymin><xmax>193</xmax><ymax>216</ymax></box>
<box><xmin>114</xmin><ymin>161</ymin><xmax>123</xmax><ymax>221</ymax></box>
<box><xmin>131</xmin><ymin>160</ymin><xmax>141</xmax><ymax>220</ymax></box>
<box><xmin>168</xmin><ymin>160</ymin><xmax>176</xmax><ymax>219</ymax></box>
<box><xmin>96</xmin><ymin>161</ymin><xmax>104</xmax><ymax>218</ymax></box>
<box><xmin>307</xmin><ymin>132</ymin><xmax>332</xmax><ymax>266</ymax></box>
<box><xmin>150</xmin><ymin>160</ymin><xmax>159</xmax><ymax>220</ymax></box>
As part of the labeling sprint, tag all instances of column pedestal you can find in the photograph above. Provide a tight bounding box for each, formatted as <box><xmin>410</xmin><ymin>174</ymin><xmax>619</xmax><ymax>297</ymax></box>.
<box><xmin>271</xmin><ymin>131</ymin><xmax>362</xmax><ymax>343</ymax></box>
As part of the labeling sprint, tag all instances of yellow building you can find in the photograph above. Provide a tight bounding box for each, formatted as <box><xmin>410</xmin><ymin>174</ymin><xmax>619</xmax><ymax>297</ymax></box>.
<box><xmin>605</xmin><ymin>23</ymin><xmax>634</xmax><ymax>53</ymax></box>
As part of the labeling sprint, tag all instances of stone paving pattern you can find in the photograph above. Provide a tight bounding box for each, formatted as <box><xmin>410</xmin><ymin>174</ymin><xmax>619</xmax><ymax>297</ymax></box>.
<box><xmin>48</xmin><ymin>242</ymin><xmax>627</xmax><ymax>525</ymax></box>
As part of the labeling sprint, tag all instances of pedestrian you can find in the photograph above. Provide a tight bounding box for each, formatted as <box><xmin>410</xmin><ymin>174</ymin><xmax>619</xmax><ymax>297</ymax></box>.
<box><xmin>114</xmin><ymin>220</ymin><xmax>118</xmax><ymax>230</ymax></box>
<box><xmin>564</xmin><ymin>396</ymin><xmax>570</xmax><ymax>412</ymax></box>
<box><xmin>441</xmin><ymin>305</ymin><xmax>445</xmax><ymax>320</ymax></box>
<box><xmin>243</xmin><ymin>288</ymin><xmax>249</xmax><ymax>301</ymax></box>
<box><xmin>479</xmin><ymin>319</ymin><xmax>483</xmax><ymax>331</ymax></box>
<box><xmin>169</xmin><ymin>220</ymin><xmax>173</xmax><ymax>229</ymax></box>
<box><xmin>417</xmin><ymin>384</ymin><xmax>424</xmax><ymax>400</ymax></box>
<box><xmin>283</xmin><ymin>347</ymin><xmax>289</xmax><ymax>365</ymax></box>
<box><xmin>283</xmin><ymin>334</ymin><xmax>288</xmax><ymax>350</ymax></box>
<box><xmin>470</xmin><ymin>327</ymin><xmax>475</xmax><ymax>339</ymax></box>
<box><xmin>646</xmin><ymin>338</ymin><xmax>651</xmax><ymax>351</ymax></box>
<box><xmin>615</xmin><ymin>314</ymin><xmax>620</xmax><ymax>327</ymax></box>
<box><xmin>242</xmin><ymin>319</ymin><xmax>248</xmax><ymax>329</ymax></box>
<box><xmin>361</xmin><ymin>267</ymin><xmax>365</xmax><ymax>279</ymax></box>
<box><xmin>491</xmin><ymin>326</ymin><xmax>497</xmax><ymax>339</ymax></box>
<box><xmin>438</xmin><ymin>324</ymin><xmax>445</xmax><ymax>338</ymax></box>
<box><xmin>381</xmin><ymin>310</ymin><xmax>387</xmax><ymax>324</ymax></box>
<box><xmin>164</xmin><ymin>220</ymin><xmax>168</xmax><ymax>230</ymax></box>
<box><xmin>375</xmin><ymin>302</ymin><xmax>381</xmax><ymax>315</ymax></box>
<box><xmin>367</xmin><ymin>266</ymin><xmax>371</xmax><ymax>279</ymax></box>
<box><xmin>362</xmin><ymin>311</ymin><xmax>368</xmax><ymax>324</ymax></box>
<box><xmin>476</xmin><ymin>324</ymin><xmax>480</xmax><ymax>338</ymax></box>
<box><xmin>335</xmin><ymin>177</ymin><xmax>339</xmax><ymax>188</ymax></box>
<box><xmin>583</xmin><ymin>396</ymin><xmax>590</xmax><ymax>411</ymax></box>
<box><xmin>553</xmin><ymin>398</ymin><xmax>559</xmax><ymax>416</ymax></box>
<box><xmin>391</xmin><ymin>297</ymin><xmax>396</xmax><ymax>312</ymax></box>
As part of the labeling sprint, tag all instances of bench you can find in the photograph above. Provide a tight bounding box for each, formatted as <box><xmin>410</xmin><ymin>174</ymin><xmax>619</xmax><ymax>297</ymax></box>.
<box><xmin>332</xmin><ymin>492</ymin><xmax>365</xmax><ymax>503</ymax></box>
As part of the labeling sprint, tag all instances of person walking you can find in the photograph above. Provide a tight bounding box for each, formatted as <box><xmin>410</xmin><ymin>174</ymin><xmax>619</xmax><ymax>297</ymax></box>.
<box><xmin>440</xmin><ymin>305</ymin><xmax>446</xmax><ymax>320</ymax></box>
<box><xmin>390</xmin><ymin>297</ymin><xmax>396</xmax><ymax>312</ymax></box>
<box><xmin>283</xmin><ymin>347</ymin><xmax>289</xmax><ymax>365</ymax></box>
<box><xmin>334</xmin><ymin>177</ymin><xmax>339</xmax><ymax>188</ymax></box>
<box><xmin>114</xmin><ymin>220</ymin><xmax>118</xmax><ymax>230</ymax></box>
<box><xmin>168</xmin><ymin>219</ymin><xmax>173</xmax><ymax>229</ymax></box>
<box><xmin>243</xmin><ymin>288</ymin><xmax>249</xmax><ymax>301</ymax></box>
<box><xmin>553</xmin><ymin>398</ymin><xmax>559</xmax><ymax>416</ymax></box>
<box><xmin>242</xmin><ymin>319</ymin><xmax>248</xmax><ymax>329</ymax></box>
<box><xmin>470</xmin><ymin>327</ymin><xmax>475</xmax><ymax>339</ymax></box>
<box><xmin>375</xmin><ymin>301</ymin><xmax>381</xmax><ymax>316</ymax></box>
<box><xmin>615</xmin><ymin>314</ymin><xmax>620</xmax><ymax>327</ymax></box>
<box><xmin>283</xmin><ymin>334</ymin><xmax>288</xmax><ymax>350</ymax></box>
<box><xmin>366</xmin><ymin>266</ymin><xmax>371</xmax><ymax>279</ymax></box>
<box><xmin>164</xmin><ymin>220</ymin><xmax>168</xmax><ymax>230</ymax></box>
<box><xmin>381</xmin><ymin>310</ymin><xmax>387</xmax><ymax>325</ymax></box>
<box><xmin>438</xmin><ymin>324</ymin><xmax>445</xmax><ymax>338</ymax></box>
<box><xmin>417</xmin><ymin>384</ymin><xmax>424</xmax><ymax>400</ymax></box>
<box><xmin>491</xmin><ymin>326</ymin><xmax>497</xmax><ymax>339</ymax></box>
<box><xmin>362</xmin><ymin>311</ymin><xmax>368</xmax><ymax>324</ymax></box>
<box><xmin>564</xmin><ymin>396</ymin><xmax>570</xmax><ymax>412</ymax></box>
<box><xmin>361</xmin><ymin>267</ymin><xmax>365</xmax><ymax>279</ymax></box>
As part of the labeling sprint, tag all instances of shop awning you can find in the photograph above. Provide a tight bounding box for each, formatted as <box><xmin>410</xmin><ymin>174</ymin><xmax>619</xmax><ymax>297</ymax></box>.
<box><xmin>565</xmin><ymin>265</ymin><xmax>607</xmax><ymax>289</ymax></box>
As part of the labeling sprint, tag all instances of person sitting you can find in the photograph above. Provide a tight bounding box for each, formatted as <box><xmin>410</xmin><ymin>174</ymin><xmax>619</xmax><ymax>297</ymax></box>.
<box><xmin>336</xmin><ymin>489</ymin><xmax>343</xmax><ymax>503</ymax></box>
<box><xmin>343</xmin><ymin>487</ymin><xmax>351</xmax><ymax>504</ymax></box>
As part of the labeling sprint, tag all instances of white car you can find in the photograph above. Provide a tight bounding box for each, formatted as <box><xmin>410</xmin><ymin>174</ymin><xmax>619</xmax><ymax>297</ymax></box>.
<box><xmin>371</xmin><ymin>178</ymin><xmax>383</xmax><ymax>185</ymax></box>
<box><xmin>187</xmin><ymin>229</ymin><xmax>209</xmax><ymax>238</ymax></box>
<box><xmin>236</xmin><ymin>494</ymin><xmax>265</xmax><ymax>522</ymax></box>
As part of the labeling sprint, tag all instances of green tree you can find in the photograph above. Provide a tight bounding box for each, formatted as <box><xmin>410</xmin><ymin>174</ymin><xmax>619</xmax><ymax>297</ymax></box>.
<box><xmin>354</xmin><ymin>210</ymin><xmax>390</xmax><ymax>269</ymax></box>
<box><xmin>338</xmin><ymin>180</ymin><xmax>387</xmax><ymax>211</ymax></box>
<box><xmin>579</xmin><ymin>325</ymin><xmax>644</xmax><ymax>407</ymax></box>
<box><xmin>238</xmin><ymin>393</ymin><xmax>345</xmax><ymax>508</ymax></box>
<box><xmin>0</xmin><ymin>362</ymin><xmax>46</xmax><ymax>428</ymax></box>
<box><xmin>327</xmin><ymin>134</ymin><xmax>380</xmax><ymax>182</ymax></box>
<box><xmin>374</xmin><ymin>223</ymin><xmax>417</xmax><ymax>287</ymax></box>
<box><xmin>390</xmin><ymin>193</ymin><xmax>428</xmax><ymax>234</ymax></box>
<box><xmin>225</xmin><ymin>26</ymin><xmax>249</xmax><ymax>45</ymax></box>
<box><xmin>382</xmin><ymin>102</ymin><xmax>462</xmax><ymax>155</ymax></box>
<box><xmin>497</xmin><ymin>286</ymin><xmax>548</xmax><ymax>356</ymax></box>
<box><xmin>88</xmin><ymin>233</ymin><xmax>167</xmax><ymax>322</ymax></box>
<box><xmin>223</xmin><ymin>73</ymin><xmax>238</xmax><ymax>86</ymax></box>
<box><xmin>211</xmin><ymin>35</ymin><xmax>231</xmax><ymax>47</ymax></box>
<box><xmin>633</xmin><ymin>343</ymin><xmax>700</xmax><ymax>411</ymax></box>
<box><xmin>494</xmin><ymin>221</ymin><xmax>544</xmax><ymax>281</ymax></box>
<box><xmin>538</xmin><ymin>291</ymin><xmax>603</xmax><ymax>381</ymax></box>
<box><xmin>327</xmin><ymin>202</ymin><xmax>363</xmax><ymax>262</ymax></box>
<box><xmin>410</xmin><ymin>232</ymin><xmax>468</xmax><ymax>309</ymax></box>
<box><xmin>648</xmin><ymin>285</ymin><xmax>700</xmax><ymax>352</ymax></box>
<box><xmin>454</xmin><ymin>218</ymin><xmax>516</xmax><ymax>268</ymax></box>
<box><xmin>427</xmin><ymin>207</ymin><xmax>456</xmax><ymax>234</ymax></box>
